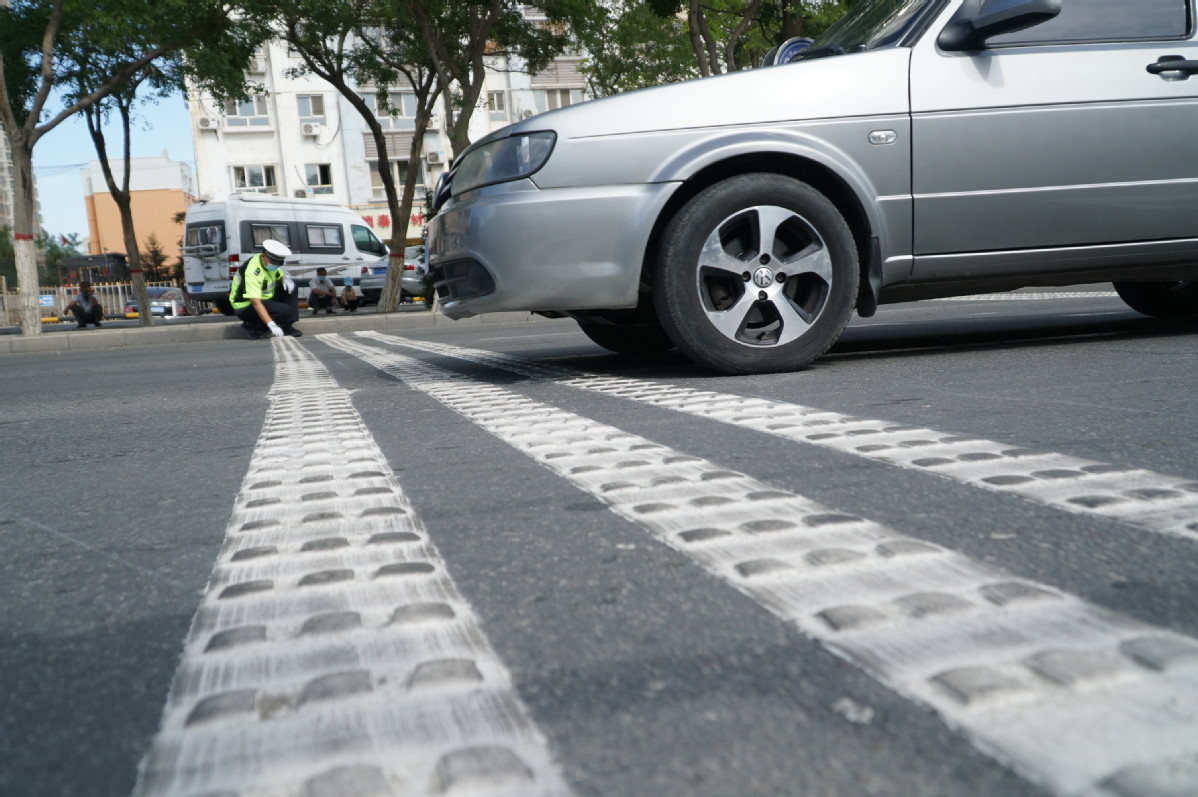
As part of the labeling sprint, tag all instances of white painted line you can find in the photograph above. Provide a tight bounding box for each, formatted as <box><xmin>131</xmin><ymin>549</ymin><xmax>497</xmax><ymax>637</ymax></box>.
<box><xmin>133</xmin><ymin>339</ymin><xmax>574</xmax><ymax>797</ymax></box>
<box><xmin>365</xmin><ymin>335</ymin><xmax>1198</xmax><ymax>542</ymax></box>
<box><xmin>321</xmin><ymin>332</ymin><xmax>1198</xmax><ymax>797</ymax></box>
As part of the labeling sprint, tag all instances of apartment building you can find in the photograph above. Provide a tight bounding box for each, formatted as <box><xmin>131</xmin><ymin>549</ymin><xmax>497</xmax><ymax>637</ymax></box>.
<box><xmin>80</xmin><ymin>153</ymin><xmax>197</xmax><ymax>261</ymax></box>
<box><xmin>187</xmin><ymin>29</ymin><xmax>589</xmax><ymax>246</ymax></box>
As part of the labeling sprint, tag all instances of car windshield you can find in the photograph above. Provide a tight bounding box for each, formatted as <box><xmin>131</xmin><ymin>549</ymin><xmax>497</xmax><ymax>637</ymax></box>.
<box><xmin>800</xmin><ymin>0</ymin><xmax>945</xmax><ymax>59</ymax></box>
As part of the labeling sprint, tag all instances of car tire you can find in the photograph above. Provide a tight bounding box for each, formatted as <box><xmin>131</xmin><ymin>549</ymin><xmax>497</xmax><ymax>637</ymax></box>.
<box><xmin>653</xmin><ymin>173</ymin><xmax>858</xmax><ymax>375</ymax></box>
<box><xmin>1113</xmin><ymin>281</ymin><xmax>1198</xmax><ymax>318</ymax></box>
<box><xmin>577</xmin><ymin>319</ymin><xmax>676</xmax><ymax>355</ymax></box>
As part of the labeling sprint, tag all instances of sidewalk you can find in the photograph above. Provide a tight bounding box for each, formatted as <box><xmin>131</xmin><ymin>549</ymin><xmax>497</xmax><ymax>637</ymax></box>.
<box><xmin>0</xmin><ymin>303</ymin><xmax>553</xmax><ymax>355</ymax></box>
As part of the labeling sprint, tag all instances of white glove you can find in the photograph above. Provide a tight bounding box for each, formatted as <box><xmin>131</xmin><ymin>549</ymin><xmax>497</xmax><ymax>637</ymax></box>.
<box><xmin>281</xmin><ymin>273</ymin><xmax>295</xmax><ymax>293</ymax></box>
<box><xmin>267</xmin><ymin>321</ymin><xmax>285</xmax><ymax>339</ymax></box>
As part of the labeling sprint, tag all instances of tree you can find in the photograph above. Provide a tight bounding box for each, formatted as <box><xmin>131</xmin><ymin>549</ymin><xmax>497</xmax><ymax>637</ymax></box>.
<box><xmin>573</xmin><ymin>0</ymin><xmax>698</xmax><ymax>97</ymax></box>
<box><xmin>0</xmin><ymin>0</ymin><xmax>257</xmax><ymax>336</ymax></box>
<box><xmin>35</xmin><ymin>229</ymin><xmax>79</xmax><ymax>284</ymax></box>
<box><xmin>140</xmin><ymin>232</ymin><xmax>170</xmax><ymax>282</ymax></box>
<box><xmin>351</xmin><ymin>6</ymin><xmax>444</xmax><ymax>312</ymax></box>
<box><xmin>408</xmin><ymin>0</ymin><xmax>580</xmax><ymax>157</ymax></box>
<box><xmin>647</xmin><ymin>0</ymin><xmax>852</xmax><ymax>76</ymax></box>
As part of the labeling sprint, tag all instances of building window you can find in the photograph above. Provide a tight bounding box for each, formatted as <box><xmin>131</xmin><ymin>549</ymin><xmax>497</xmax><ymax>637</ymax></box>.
<box><xmin>544</xmin><ymin>89</ymin><xmax>573</xmax><ymax>111</ymax></box>
<box><xmin>224</xmin><ymin>95</ymin><xmax>271</xmax><ymax>127</ymax></box>
<box><xmin>232</xmin><ymin>164</ymin><xmax>278</xmax><ymax>194</ymax></box>
<box><xmin>305</xmin><ymin>163</ymin><xmax>334</xmax><ymax>195</ymax></box>
<box><xmin>363</xmin><ymin>92</ymin><xmax>415</xmax><ymax>129</ymax></box>
<box><xmin>369</xmin><ymin>160</ymin><xmax>425</xmax><ymax>200</ymax></box>
<box><xmin>487</xmin><ymin>91</ymin><xmax>508</xmax><ymax>121</ymax></box>
<box><xmin>298</xmin><ymin>95</ymin><xmax>326</xmax><ymax>123</ymax></box>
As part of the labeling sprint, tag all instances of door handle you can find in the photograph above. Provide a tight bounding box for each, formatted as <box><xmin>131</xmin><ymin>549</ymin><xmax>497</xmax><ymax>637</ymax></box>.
<box><xmin>1147</xmin><ymin>55</ymin><xmax>1198</xmax><ymax>78</ymax></box>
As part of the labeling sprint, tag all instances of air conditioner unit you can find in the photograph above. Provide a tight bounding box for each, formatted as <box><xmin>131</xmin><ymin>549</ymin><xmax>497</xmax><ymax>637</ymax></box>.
<box><xmin>426</xmin><ymin>151</ymin><xmax>442</xmax><ymax>164</ymax></box>
<box><xmin>301</xmin><ymin>122</ymin><xmax>323</xmax><ymax>137</ymax></box>
<box><xmin>197</xmin><ymin>116</ymin><xmax>220</xmax><ymax>130</ymax></box>
<box><xmin>247</xmin><ymin>57</ymin><xmax>267</xmax><ymax>74</ymax></box>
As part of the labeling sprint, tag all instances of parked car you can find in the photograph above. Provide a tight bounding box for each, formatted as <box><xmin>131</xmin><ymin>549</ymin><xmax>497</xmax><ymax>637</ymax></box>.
<box><xmin>427</xmin><ymin>0</ymin><xmax>1198</xmax><ymax>374</ymax></box>
<box><xmin>123</xmin><ymin>287</ymin><xmax>190</xmax><ymax>319</ymax></box>
<box><xmin>359</xmin><ymin>245</ymin><xmax>429</xmax><ymax>305</ymax></box>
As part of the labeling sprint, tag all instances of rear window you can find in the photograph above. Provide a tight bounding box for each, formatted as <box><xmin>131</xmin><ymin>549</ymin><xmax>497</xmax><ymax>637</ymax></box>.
<box><xmin>991</xmin><ymin>0</ymin><xmax>1189</xmax><ymax>45</ymax></box>
<box><xmin>185</xmin><ymin>222</ymin><xmax>226</xmax><ymax>253</ymax></box>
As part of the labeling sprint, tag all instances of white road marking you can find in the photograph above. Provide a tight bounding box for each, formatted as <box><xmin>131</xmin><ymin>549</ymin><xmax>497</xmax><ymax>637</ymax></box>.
<box><xmin>321</xmin><ymin>332</ymin><xmax>1198</xmax><ymax>797</ymax></box>
<box><xmin>367</xmin><ymin>335</ymin><xmax>1198</xmax><ymax>542</ymax></box>
<box><xmin>133</xmin><ymin>339</ymin><xmax>574</xmax><ymax>797</ymax></box>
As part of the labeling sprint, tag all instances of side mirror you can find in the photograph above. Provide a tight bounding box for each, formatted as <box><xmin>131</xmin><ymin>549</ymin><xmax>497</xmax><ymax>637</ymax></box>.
<box><xmin>938</xmin><ymin>0</ymin><xmax>1061</xmax><ymax>52</ymax></box>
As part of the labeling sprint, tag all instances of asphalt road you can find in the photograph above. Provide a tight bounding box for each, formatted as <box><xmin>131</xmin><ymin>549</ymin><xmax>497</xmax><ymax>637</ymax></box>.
<box><xmin>2</xmin><ymin>288</ymin><xmax>1196</xmax><ymax>797</ymax></box>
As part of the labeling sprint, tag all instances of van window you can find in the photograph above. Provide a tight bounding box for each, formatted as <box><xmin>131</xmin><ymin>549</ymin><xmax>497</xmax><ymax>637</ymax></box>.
<box><xmin>249</xmin><ymin>223</ymin><xmax>291</xmax><ymax>249</ymax></box>
<box><xmin>352</xmin><ymin>224</ymin><xmax>388</xmax><ymax>256</ymax></box>
<box><xmin>305</xmin><ymin>223</ymin><xmax>345</xmax><ymax>252</ymax></box>
<box><xmin>185</xmin><ymin>223</ymin><xmax>226</xmax><ymax>253</ymax></box>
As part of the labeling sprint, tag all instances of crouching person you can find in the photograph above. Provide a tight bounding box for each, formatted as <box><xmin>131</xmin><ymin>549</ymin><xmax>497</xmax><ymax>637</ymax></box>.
<box><xmin>229</xmin><ymin>239</ymin><xmax>302</xmax><ymax>339</ymax></box>
<box><xmin>64</xmin><ymin>281</ymin><xmax>104</xmax><ymax>328</ymax></box>
<box><xmin>340</xmin><ymin>278</ymin><xmax>360</xmax><ymax>312</ymax></box>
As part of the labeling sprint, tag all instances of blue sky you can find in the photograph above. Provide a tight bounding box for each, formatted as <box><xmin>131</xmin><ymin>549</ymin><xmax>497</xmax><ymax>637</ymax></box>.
<box><xmin>31</xmin><ymin>90</ymin><xmax>195</xmax><ymax>241</ymax></box>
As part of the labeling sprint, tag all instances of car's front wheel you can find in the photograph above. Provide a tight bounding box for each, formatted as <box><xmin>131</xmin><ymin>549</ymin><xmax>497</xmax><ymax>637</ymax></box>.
<box><xmin>1114</xmin><ymin>281</ymin><xmax>1198</xmax><ymax>318</ymax></box>
<box><xmin>653</xmin><ymin>173</ymin><xmax>858</xmax><ymax>374</ymax></box>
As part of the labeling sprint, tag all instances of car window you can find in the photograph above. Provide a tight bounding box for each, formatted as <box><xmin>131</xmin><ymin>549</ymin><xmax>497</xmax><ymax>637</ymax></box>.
<box><xmin>185</xmin><ymin>222</ymin><xmax>226</xmax><ymax>253</ymax></box>
<box><xmin>352</xmin><ymin>224</ymin><xmax>388</xmax><ymax>256</ymax></box>
<box><xmin>990</xmin><ymin>0</ymin><xmax>1189</xmax><ymax>46</ymax></box>
<box><xmin>305</xmin><ymin>223</ymin><xmax>345</xmax><ymax>251</ymax></box>
<box><xmin>248</xmin><ymin>223</ymin><xmax>291</xmax><ymax>248</ymax></box>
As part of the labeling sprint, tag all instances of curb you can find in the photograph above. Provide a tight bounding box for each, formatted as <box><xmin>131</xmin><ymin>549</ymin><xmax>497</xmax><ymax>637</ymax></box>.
<box><xmin>0</xmin><ymin>310</ymin><xmax>558</xmax><ymax>356</ymax></box>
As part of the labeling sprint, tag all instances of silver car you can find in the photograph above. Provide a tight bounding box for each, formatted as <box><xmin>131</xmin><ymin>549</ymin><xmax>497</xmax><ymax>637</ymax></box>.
<box><xmin>428</xmin><ymin>0</ymin><xmax>1198</xmax><ymax>374</ymax></box>
<box><xmin>358</xmin><ymin>245</ymin><xmax>429</xmax><ymax>304</ymax></box>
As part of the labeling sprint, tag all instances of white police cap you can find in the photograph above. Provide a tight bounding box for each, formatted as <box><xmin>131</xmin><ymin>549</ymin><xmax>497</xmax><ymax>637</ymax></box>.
<box><xmin>262</xmin><ymin>239</ymin><xmax>292</xmax><ymax>259</ymax></box>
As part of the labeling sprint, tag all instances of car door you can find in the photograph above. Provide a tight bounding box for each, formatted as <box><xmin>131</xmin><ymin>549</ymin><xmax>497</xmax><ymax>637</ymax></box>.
<box><xmin>908</xmin><ymin>0</ymin><xmax>1198</xmax><ymax>279</ymax></box>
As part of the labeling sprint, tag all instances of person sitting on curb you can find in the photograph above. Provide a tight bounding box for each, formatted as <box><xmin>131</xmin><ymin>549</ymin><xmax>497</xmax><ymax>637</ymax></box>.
<box><xmin>339</xmin><ymin>277</ymin><xmax>360</xmax><ymax>312</ymax></box>
<box><xmin>308</xmin><ymin>267</ymin><xmax>338</xmax><ymax>315</ymax></box>
<box><xmin>228</xmin><ymin>239</ymin><xmax>302</xmax><ymax>339</ymax></box>
<box><xmin>63</xmin><ymin>281</ymin><xmax>103</xmax><ymax>328</ymax></box>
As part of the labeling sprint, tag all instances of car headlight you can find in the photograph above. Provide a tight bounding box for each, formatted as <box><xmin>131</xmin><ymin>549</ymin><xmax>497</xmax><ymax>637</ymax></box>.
<box><xmin>451</xmin><ymin>132</ymin><xmax>556</xmax><ymax>196</ymax></box>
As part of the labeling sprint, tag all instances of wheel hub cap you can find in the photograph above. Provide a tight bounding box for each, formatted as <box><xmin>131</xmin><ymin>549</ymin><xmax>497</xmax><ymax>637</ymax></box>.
<box><xmin>752</xmin><ymin>267</ymin><xmax>775</xmax><ymax>289</ymax></box>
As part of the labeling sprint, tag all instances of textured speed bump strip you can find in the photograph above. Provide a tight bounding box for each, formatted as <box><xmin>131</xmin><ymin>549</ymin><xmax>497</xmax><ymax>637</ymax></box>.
<box><xmin>133</xmin><ymin>339</ymin><xmax>574</xmax><ymax>797</ymax></box>
<box><xmin>322</xmin><ymin>332</ymin><xmax>1198</xmax><ymax>797</ymax></box>
<box><xmin>364</xmin><ymin>335</ymin><xmax>1198</xmax><ymax>542</ymax></box>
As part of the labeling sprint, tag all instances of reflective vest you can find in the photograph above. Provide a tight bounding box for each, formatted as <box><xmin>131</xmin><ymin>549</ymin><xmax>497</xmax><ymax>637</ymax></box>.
<box><xmin>229</xmin><ymin>253</ymin><xmax>282</xmax><ymax>310</ymax></box>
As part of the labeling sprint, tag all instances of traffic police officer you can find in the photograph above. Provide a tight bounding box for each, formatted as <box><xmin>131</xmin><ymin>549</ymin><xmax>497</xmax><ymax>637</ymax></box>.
<box><xmin>229</xmin><ymin>239</ymin><xmax>302</xmax><ymax>339</ymax></box>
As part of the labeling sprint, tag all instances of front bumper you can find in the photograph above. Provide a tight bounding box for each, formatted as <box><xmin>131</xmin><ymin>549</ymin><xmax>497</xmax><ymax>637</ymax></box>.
<box><xmin>428</xmin><ymin>179</ymin><xmax>679</xmax><ymax>318</ymax></box>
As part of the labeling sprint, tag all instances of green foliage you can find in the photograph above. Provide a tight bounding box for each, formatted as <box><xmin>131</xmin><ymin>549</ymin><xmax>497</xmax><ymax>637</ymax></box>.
<box><xmin>141</xmin><ymin>233</ymin><xmax>171</xmax><ymax>282</ymax></box>
<box><xmin>34</xmin><ymin>230</ymin><xmax>82</xmax><ymax>285</ymax></box>
<box><xmin>575</xmin><ymin>0</ymin><xmax>699</xmax><ymax>96</ymax></box>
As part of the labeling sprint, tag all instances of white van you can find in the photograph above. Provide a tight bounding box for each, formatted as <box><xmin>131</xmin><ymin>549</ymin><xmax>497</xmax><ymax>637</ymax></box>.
<box><xmin>182</xmin><ymin>193</ymin><xmax>389</xmax><ymax>314</ymax></box>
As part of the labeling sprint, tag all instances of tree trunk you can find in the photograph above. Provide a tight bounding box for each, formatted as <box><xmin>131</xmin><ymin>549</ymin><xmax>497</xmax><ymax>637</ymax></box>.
<box><xmin>11</xmin><ymin>136</ymin><xmax>42</xmax><ymax>336</ymax></box>
<box><xmin>116</xmin><ymin>196</ymin><xmax>152</xmax><ymax>327</ymax></box>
